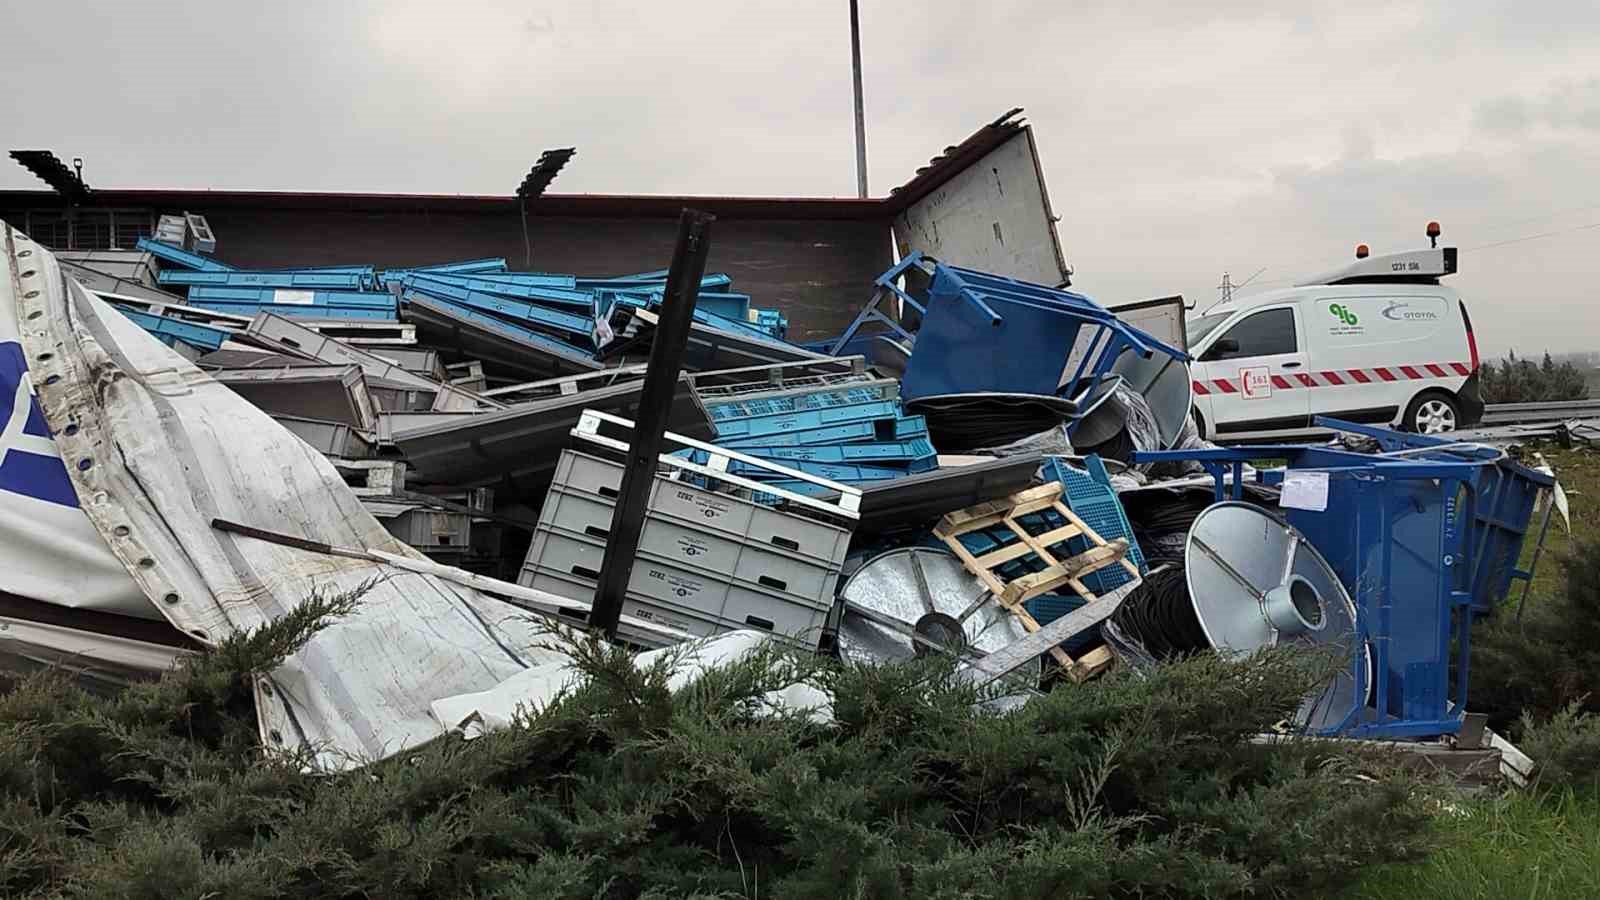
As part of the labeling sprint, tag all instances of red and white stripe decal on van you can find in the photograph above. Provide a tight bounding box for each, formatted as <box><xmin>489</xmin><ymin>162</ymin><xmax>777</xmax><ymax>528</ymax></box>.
<box><xmin>1192</xmin><ymin>362</ymin><xmax>1472</xmax><ymax>396</ymax></box>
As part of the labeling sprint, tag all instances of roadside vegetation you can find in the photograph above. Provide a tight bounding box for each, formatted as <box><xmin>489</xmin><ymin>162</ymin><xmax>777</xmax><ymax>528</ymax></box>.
<box><xmin>4</xmin><ymin>448</ymin><xmax>1599</xmax><ymax>898</ymax></box>
<box><xmin>1478</xmin><ymin>351</ymin><xmax>1590</xmax><ymax>404</ymax></box>
<box><xmin>1337</xmin><ymin>445</ymin><xmax>1600</xmax><ymax>898</ymax></box>
<box><xmin>0</xmin><ymin>592</ymin><xmax>1434</xmax><ymax>898</ymax></box>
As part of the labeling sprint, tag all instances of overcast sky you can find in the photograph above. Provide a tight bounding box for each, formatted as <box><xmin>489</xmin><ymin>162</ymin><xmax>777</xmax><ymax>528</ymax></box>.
<box><xmin>3</xmin><ymin>0</ymin><xmax>1597</xmax><ymax>355</ymax></box>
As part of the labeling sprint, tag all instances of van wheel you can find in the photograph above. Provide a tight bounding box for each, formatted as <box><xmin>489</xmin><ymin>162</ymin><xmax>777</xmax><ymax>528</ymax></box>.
<box><xmin>1403</xmin><ymin>391</ymin><xmax>1460</xmax><ymax>434</ymax></box>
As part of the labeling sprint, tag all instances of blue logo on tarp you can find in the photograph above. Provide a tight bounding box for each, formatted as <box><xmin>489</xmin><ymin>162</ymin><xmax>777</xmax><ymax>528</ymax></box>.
<box><xmin>0</xmin><ymin>341</ymin><xmax>79</xmax><ymax>508</ymax></box>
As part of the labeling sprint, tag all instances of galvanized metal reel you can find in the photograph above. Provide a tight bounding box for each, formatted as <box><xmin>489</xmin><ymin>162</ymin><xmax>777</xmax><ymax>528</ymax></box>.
<box><xmin>836</xmin><ymin>547</ymin><xmax>1027</xmax><ymax>665</ymax></box>
<box><xmin>1185</xmin><ymin>502</ymin><xmax>1371</xmax><ymax>732</ymax></box>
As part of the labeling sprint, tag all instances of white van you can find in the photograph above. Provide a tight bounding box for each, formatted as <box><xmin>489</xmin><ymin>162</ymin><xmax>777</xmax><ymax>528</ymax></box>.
<box><xmin>1187</xmin><ymin>245</ymin><xmax>1483</xmax><ymax>441</ymax></box>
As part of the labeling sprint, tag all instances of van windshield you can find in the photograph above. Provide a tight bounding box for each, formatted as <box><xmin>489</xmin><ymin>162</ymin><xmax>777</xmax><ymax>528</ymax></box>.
<box><xmin>1186</xmin><ymin>312</ymin><xmax>1232</xmax><ymax>346</ymax></box>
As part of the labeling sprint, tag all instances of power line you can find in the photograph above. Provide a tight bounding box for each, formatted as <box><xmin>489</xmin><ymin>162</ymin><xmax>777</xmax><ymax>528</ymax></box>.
<box><xmin>1448</xmin><ymin>201</ymin><xmax>1600</xmax><ymax>236</ymax></box>
<box><xmin>1226</xmin><ymin>218</ymin><xmax>1600</xmax><ymax>293</ymax></box>
<box><xmin>1466</xmin><ymin>221</ymin><xmax>1600</xmax><ymax>251</ymax></box>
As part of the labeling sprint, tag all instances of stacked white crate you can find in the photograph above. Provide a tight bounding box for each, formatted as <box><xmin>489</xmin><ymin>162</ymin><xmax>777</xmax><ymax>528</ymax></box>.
<box><xmin>518</xmin><ymin>419</ymin><xmax>859</xmax><ymax>649</ymax></box>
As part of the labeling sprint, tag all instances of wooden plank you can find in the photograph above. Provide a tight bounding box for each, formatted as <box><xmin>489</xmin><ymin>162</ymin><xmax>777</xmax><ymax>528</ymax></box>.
<box><xmin>1005</xmin><ymin>515</ymin><xmax>1064</xmax><ymax>569</ymax></box>
<box><xmin>999</xmin><ymin>542</ymin><xmax>1127</xmax><ymax>607</ymax></box>
<box><xmin>1052</xmin><ymin>499</ymin><xmax>1142</xmax><ymax>581</ymax></box>
<box><xmin>940</xmin><ymin>534</ymin><xmax>1013</xmax><ymax>599</ymax></box>
<box><xmin>972</xmin><ymin>540</ymin><xmax>1041</xmax><ymax>570</ymax></box>
<box><xmin>1027</xmin><ymin>521</ymin><xmax>1084</xmax><ymax>551</ymax></box>
<box><xmin>949</xmin><ymin>540</ymin><xmax>1073</xmax><ymax>668</ymax></box>
<box><xmin>934</xmin><ymin>481</ymin><xmax>1121</xmax><ymax>675</ymax></box>
<box><xmin>964</xmin><ymin>576</ymin><xmax>1141</xmax><ymax>684</ymax></box>
<box><xmin>1065</xmin><ymin>645</ymin><xmax>1115</xmax><ymax>682</ymax></box>
<box><xmin>935</xmin><ymin>483</ymin><xmax>1062</xmax><ymax>534</ymax></box>
<box><xmin>969</xmin><ymin>520</ymin><xmax>1084</xmax><ymax>571</ymax></box>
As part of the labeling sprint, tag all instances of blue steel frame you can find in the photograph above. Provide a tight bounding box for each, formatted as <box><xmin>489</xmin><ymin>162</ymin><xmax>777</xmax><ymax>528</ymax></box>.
<box><xmin>935</xmin><ymin>264</ymin><xmax>1188</xmax><ymax>409</ymax></box>
<box><xmin>828</xmin><ymin>255</ymin><xmax>1189</xmax><ymax>440</ymax></box>
<box><xmin>115</xmin><ymin>307</ymin><xmax>230</xmax><ymax>352</ymax></box>
<box><xmin>135</xmin><ymin>238</ymin><xmax>235</xmax><ymax>272</ymax></box>
<box><xmin>1134</xmin><ymin>418</ymin><xmax>1555</xmax><ymax>740</ymax></box>
<box><xmin>824</xmin><ymin>251</ymin><xmax>935</xmax><ymax>356</ymax></box>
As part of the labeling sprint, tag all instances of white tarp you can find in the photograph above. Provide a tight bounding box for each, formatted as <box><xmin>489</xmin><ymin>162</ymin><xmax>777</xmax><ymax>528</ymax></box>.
<box><xmin>4</xmin><ymin>225</ymin><xmax>580</xmax><ymax>769</ymax></box>
<box><xmin>0</xmin><ymin>280</ymin><xmax>152</xmax><ymax>618</ymax></box>
<box><xmin>431</xmin><ymin>630</ymin><xmax>834</xmax><ymax>737</ymax></box>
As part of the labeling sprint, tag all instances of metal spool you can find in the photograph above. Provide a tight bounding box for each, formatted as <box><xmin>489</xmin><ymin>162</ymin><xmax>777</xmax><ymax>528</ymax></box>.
<box><xmin>1184</xmin><ymin>502</ymin><xmax>1371</xmax><ymax>732</ymax></box>
<box><xmin>1070</xmin><ymin>349</ymin><xmax>1193</xmax><ymax>451</ymax></box>
<box><xmin>1059</xmin><ymin>374</ymin><xmax>1127</xmax><ymax>448</ymax></box>
<box><xmin>1111</xmin><ymin>347</ymin><xmax>1193</xmax><ymax>449</ymax></box>
<box><xmin>836</xmin><ymin>547</ymin><xmax>1027</xmax><ymax>665</ymax></box>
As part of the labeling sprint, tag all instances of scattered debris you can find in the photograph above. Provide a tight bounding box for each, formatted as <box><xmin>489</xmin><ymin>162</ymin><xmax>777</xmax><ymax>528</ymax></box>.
<box><xmin>0</xmin><ymin>193</ymin><xmax>1562</xmax><ymax>787</ymax></box>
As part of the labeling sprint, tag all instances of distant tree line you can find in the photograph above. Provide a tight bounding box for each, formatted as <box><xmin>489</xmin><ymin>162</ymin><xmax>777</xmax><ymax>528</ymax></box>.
<box><xmin>1478</xmin><ymin>350</ymin><xmax>1591</xmax><ymax>404</ymax></box>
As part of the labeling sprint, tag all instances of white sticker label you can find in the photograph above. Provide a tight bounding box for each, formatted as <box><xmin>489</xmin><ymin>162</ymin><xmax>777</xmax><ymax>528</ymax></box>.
<box><xmin>273</xmin><ymin>289</ymin><xmax>315</xmax><ymax>305</ymax></box>
<box><xmin>1280</xmin><ymin>471</ymin><xmax>1330</xmax><ymax>512</ymax></box>
<box><xmin>1241</xmin><ymin>366</ymin><xmax>1272</xmax><ymax>399</ymax></box>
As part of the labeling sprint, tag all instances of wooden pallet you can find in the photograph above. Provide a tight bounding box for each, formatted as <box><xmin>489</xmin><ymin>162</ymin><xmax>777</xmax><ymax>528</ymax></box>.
<box><xmin>933</xmin><ymin>482</ymin><xmax>1130</xmax><ymax>681</ymax></box>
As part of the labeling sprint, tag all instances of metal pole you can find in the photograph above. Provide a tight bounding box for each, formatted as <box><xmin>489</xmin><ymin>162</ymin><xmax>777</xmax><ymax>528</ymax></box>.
<box><xmin>849</xmin><ymin>0</ymin><xmax>869</xmax><ymax>198</ymax></box>
<box><xmin>520</xmin><ymin>198</ymin><xmax>532</xmax><ymax>268</ymax></box>
<box><xmin>590</xmin><ymin>208</ymin><xmax>715</xmax><ymax>639</ymax></box>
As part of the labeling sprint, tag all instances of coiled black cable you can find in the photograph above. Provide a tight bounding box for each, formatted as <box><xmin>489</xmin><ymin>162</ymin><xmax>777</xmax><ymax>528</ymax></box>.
<box><xmin>1125</xmin><ymin>495</ymin><xmax>1213</xmax><ymax>568</ymax></box>
<box><xmin>1109</xmin><ymin>566</ymin><xmax>1210</xmax><ymax>660</ymax></box>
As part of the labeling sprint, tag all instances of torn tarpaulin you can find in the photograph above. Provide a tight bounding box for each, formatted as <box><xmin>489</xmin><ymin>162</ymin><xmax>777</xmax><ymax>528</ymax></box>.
<box><xmin>3</xmin><ymin>225</ymin><xmax>601</xmax><ymax>770</ymax></box>
<box><xmin>431</xmin><ymin>630</ymin><xmax>835</xmax><ymax>737</ymax></box>
<box><xmin>1079</xmin><ymin>382</ymin><xmax>1215</xmax><ymax>475</ymax></box>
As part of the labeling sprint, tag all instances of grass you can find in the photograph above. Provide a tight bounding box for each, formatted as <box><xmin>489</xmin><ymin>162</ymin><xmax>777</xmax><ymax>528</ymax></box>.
<box><xmin>1510</xmin><ymin>446</ymin><xmax>1600</xmax><ymax>608</ymax></box>
<box><xmin>1334</xmin><ymin>790</ymin><xmax>1600</xmax><ymax>899</ymax></box>
<box><xmin>1335</xmin><ymin>443</ymin><xmax>1600</xmax><ymax>898</ymax></box>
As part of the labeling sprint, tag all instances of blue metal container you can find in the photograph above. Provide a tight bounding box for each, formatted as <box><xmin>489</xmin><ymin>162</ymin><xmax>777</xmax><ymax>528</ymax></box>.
<box><xmin>158</xmin><ymin>269</ymin><xmax>368</xmax><ymax>290</ymax></box>
<box><xmin>115</xmin><ymin>307</ymin><xmax>230</xmax><ymax>352</ymax></box>
<box><xmin>1135</xmin><ymin>420</ymin><xmax>1555</xmax><ymax>739</ymax></box>
<box><xmin>182</xmin><ymin>301</ymin><xmax>399</xmax><ymax>322</ymax></box>
<box><xmin>135</xmin><ymin>238</ymin><xmax>234</xmax><ymax>272</ymax></box>
<box><xmin>402</xmin><ymin>278</ymin><xmax>593</xmax><ymax>340</ymax></box>
<box><xmin>711</xmin><ymin>399</ymin><xmax>900</xmax><ymax>440</ymax></box>
<box><xmin>899</xmin><ymin>264</ymin><xmax>1187</xmax><ymax>414</ymax></box>
<box><xmin>705</xmin><ymin>386</ymin><xmax>895</xmax><ymax>422</ymax></box>
<box><xmin>399</xmin><ymin>272</ymin><xmax>589</xmax><ymax>308</ymax></box>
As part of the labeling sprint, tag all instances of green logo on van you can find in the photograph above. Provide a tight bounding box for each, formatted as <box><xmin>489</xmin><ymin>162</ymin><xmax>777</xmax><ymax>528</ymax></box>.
<box><xmin>1329</xmin><ymin>304</ymin><xmax>1359</xmax><ymax>326</ymax></box>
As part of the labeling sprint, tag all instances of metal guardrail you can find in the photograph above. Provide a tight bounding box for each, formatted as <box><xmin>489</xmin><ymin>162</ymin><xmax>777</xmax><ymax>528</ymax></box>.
<box><xmin>1480</xmin><ymin>399</ymin><xmax>1600</xmax><ymax>425</ymax></box>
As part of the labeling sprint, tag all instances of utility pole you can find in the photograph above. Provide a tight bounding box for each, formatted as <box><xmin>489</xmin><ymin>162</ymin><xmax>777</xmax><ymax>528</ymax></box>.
<box><xmin>849</xmin><ymin>0</ymin><xmax>869</xmax><ymax>198</ymax></box>
<box><xmin>1217</xmin><ymin>272</ymin><xmax>1234</xmax><ymax>306</ymax></box>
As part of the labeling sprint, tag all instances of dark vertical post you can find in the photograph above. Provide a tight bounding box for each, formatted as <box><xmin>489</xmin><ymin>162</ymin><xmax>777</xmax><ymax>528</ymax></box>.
<box><xmin>849</xmin><ymin>0</ymin><xmax>869</xmax><ymax>198</ymax></box>
<box><xmin>519</xmin><ymin>198</ymin><xmax>532</xmax><ymax>268</ymax></box>
<box><xmin>591</xmin><ymin>209</ymin><xmax>714</xmax><ymax>638</ymax></box>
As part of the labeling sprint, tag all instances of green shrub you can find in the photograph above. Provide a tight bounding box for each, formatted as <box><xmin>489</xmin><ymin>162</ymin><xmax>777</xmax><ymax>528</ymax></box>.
<box><xmin>0</xmin><ymin>593</ymin><xmax>1433</xmax><ymax>899</ymax></box>
<box><xmin>1519</xmin><ymin>703</ymin><xmax>1600</xmax><ymax>795</ymax></box>
<box><xmin>1470</xmin><ymin>539</ymin><xmax>1600</xmax><ymax>732</ymax></box>
<box><xmin>1479</xmin><ymin>351</ymin><xmax>1590</xmax><ymax>404</ymax></box>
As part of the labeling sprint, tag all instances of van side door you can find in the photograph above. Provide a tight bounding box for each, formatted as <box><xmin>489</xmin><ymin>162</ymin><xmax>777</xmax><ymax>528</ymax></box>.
<box><xmin>1196</xmin><ymin>305</ymin><xmax>1311</xmax><ymax>435</ymax></box>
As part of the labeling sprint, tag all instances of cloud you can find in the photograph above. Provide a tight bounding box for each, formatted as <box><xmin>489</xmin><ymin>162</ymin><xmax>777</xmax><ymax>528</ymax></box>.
<box><xmin>0</xmin><ymin>0</ymin><xmax>1597</xmax><ymax>353</ymax></box>
<box><xmin>1477</xmin><ymin>79</ymin><xmax>1600</xmax><ymax>137</ymax></box>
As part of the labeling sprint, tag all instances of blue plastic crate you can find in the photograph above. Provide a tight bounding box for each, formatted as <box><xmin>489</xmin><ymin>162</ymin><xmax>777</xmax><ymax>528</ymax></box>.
<box><xmin>713</xmin><ymin>400</ymin><xmax>902</xmax><ymax>440</ymax></box>
<box><xmin>1022</xmin><ymin>594</ymin><xmax>1101</xmax><ymax>654</ymax></box>
<box><xmin>1043</xmin><ymin>456</ymin><xmax>1146</xmax><ymax>595</ymax></box>
<box><xmin>718</xmin><ymin>438</ymin><xmax>937</xmax><ymax>469</ymax></box>
<box><xmin>706</xmin><ymin>386</ymin><xmax>892</xmax><ymax>422</ymax></box>
<box><xmin>893</xmin><ymin>415</ymin><xmax>929</xmax><ymax>440</ymax></box>
<box><xmin>719</xmin><ymin>421</ymin><xmax>879</xmax><ymax>449</ymax></box>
